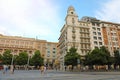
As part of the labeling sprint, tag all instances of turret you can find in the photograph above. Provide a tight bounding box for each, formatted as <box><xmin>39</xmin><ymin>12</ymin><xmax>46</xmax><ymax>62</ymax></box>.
<box><xmin>65</xmin><ymin>6</ymin><xmax>78</xmax><ymax>26</ymax></box>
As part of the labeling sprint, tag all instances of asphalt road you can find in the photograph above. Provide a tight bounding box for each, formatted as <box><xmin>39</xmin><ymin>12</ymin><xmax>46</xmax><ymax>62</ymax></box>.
<box><xmin>0</xmin><ymin>70</ymin><xmax>120</xmax><ymax>80</ymax></box>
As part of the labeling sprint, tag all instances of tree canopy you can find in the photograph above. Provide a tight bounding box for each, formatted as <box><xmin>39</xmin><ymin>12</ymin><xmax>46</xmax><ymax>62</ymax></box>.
<box><xmin>30</xmin><ymin>50</ymin><xmax>44</xmax><ymax>67</ymax></box>
<box><xmin>2</xmin><ymin>49</ymin><xmax>12</xmax><ymax>65</ymax></box>
<box><xmin>84</xmin><ymin>46</ymin><xmax>112</xmax><ymax>65</ymax></box>
<box><xmin>15</xmin><ymin>52</ymin><xmax>28</xmax><ymax>65</ymax></box>
<box><xmin>114</xmin><ymin>50</ymin><xmax>120</xmax><ymax>65</ymax></box>
<box><xmin>65</xmin><ymin>47</ymin><xmax>80</xmax><ymax>66</ymax></box>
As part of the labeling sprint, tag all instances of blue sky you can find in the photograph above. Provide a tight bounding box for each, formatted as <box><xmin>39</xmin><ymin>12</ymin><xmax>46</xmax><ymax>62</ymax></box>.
<box><xmin>0</xmin><ymin>0</ymin><xmax>120</xmax><ymax>42</ymax></box>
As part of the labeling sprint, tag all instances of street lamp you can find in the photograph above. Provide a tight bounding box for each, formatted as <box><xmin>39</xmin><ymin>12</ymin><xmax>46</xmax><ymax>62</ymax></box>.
<box><xmin>11</xmin><ymin>52</ymin><xmax>14</xmax><ymax>65</ymax></box>
<box><xmin>26</xmin><ymin>53</ymin><xmax>31</xmax><ymax>70</ymax></box>
<box><xmin>10</xmin><ymin>52</ymin><xmax>15</xmax><ymax>74</ymax></box>
<box><xmin>77</xmin><ymin>58</ymin><xmax>81</xmax><ymax>71</ymax></box>
<box><xmin>77</xmin><ymin>58</ymin><xmax>80</xmax><ymax>64</ymax></box>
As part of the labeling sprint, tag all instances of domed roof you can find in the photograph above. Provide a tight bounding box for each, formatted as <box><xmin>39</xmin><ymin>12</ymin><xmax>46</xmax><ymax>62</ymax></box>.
<box><xmin>68</xmin><ymin>6</ymin><xmax>75</xmax><ymax>11</ymax></box>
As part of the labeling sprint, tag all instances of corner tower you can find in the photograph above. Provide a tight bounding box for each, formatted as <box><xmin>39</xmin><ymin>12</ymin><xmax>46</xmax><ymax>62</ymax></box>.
<box><xmin>59</xmin><ymin>6</ymin><xmax>80</xmax><ymax>70</ymax></box>
<box><xmin>65</xmin><ymin>6</ymin><xmax>79</xmax><ymax>26</ymax></box>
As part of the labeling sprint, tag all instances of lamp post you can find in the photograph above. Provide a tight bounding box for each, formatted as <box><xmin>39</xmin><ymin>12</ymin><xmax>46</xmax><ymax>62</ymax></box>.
<box><xmin>77</xmin><ymin>58</ymin><xmax>80</xmax><ymax>64</ymax></box>
<box><xmin>77</xmin><ymin>58</ymin><xmax>80</xmax><ymax>71</ymax></box>
<box><xmin>26</xmin><ymin>54</ymin><xmax>30</xmax><ymax>70</ymax></box>
<box><xmin>10</xmin><ymin>52</ymin><xmax>14</xmax><ymax>74</ymax></box>
<box><xmin>11</xmin><ymin>52</ymin><xmax>14</xmax><ymax>65</ymax></box>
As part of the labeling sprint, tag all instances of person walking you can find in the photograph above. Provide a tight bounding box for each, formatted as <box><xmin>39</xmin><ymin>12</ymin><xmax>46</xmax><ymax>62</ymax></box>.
<box><xmin>43</xmin><ymin>66</ymin><xmax>47</xmax><ymax>74</ymax></box>
<box><xmin>40</xmin><ymin>65</ymin><xmax>44</xmax><ymax>74</ymax></box>
<box><xmin>3</xmin><ymin>65</ymin><xmax>7</xmax><ymax>74</ymax></box>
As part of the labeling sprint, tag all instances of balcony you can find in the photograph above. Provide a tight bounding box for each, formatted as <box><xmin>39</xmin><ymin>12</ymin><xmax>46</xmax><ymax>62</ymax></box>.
<box><xmin>72</xmin><ymin>34</ymin><xmax>76</xmax><ymax>39</ymax></box>
<box><xmin>79</xmin><ymin>31</ymin><xmax>89</xmax><ymax>34</ymax></box>
<box><xmin>72</xmin><ymin>30</ymin><xmax>76</xmax><ymax>33</ymax></box>
<box><xmin>80</xmin><ymin>41</ymin><xmax>90</xmax><ymax>44</ymax></box>
<box><xmin>80</xmin><ymin>36</ymin><xmax>90</xmax><ymax>38</ymax></box>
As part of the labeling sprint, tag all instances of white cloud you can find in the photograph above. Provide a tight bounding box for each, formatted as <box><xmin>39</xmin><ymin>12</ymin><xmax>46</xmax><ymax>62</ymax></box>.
<box><xmin>95</xmin><ymin>0</ymin><xmax>120</xmax><ymax>23</ymax></box>
<box><xmin>0</xmin><ymin>0</ymin><xmax>60</xmax><ymax>41</ymax></box>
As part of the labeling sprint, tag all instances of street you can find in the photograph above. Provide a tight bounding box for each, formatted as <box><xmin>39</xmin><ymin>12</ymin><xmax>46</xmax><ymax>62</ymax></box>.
<box><xmin>0</xmin><ymin>70</ymin><xmax>120</xmax><ymax>80</ymax></box>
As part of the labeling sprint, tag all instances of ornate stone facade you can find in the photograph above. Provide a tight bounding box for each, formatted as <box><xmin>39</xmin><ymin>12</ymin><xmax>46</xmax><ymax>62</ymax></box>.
<box><xmin>58</xmin><ymin>6</ymin><xmax>120</xmax><ymax>70</ymax></box>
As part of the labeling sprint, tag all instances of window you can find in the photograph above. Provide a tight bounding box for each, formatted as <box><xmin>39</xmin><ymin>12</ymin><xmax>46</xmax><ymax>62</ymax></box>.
<box><xmin>112</xmin><ymin>37</ymin><xmax>114</xmax><ymax>40</ymax></box>
<box><xmin>95</xmin><ymin>46</ymin><xmax>98</xmax><ymax>48</ymax></box>
<box><xmin>47</xmin><ymin>51</ymin><xmax>50</xmax><ymax>53</ymax></box>
<box><xmin>98</xmin><ymin>32</ymin><xmax>101</xmax><ymax>35</ymax></box>
<box><xmin>53</xmin><ymin>55</ymin><xmax>56</xmax><ymax>57</ymax></box>
<box><xmin>94</xmin><ymin>41</ymin><xmax>97</xmax><ymax>45</ymax></box>
<box><xmin>81</xmin><ymin>44</ymin><xmax>83</xmax><ymax>48</ymax></box>
<box><xmin>53</xmin><ymin>51</ymin><xmax>56</xmax><ymax>54</ymax></box>
<box><xmin>93</xmin><ymin>32</ymin><xmax>96</xmax><ymax>35</ymax></box>
<box><xmin>92</xmin><ymin>23</ymin><xmax>95</xmax><ymax>26</ymax></box>
<box><xmin>92</xmin><ymin>27</ymin><xmax>96</xmax><ymax>30</ymax></box>
<box><xmin>11</xmin><ymin>40</ymin><xmax>15</xmax><ymax>43</ymax></box>
<box><xmin>87</xmin><ymin>29</ymin><xmax>89</xmax><ymax>32</ymax></box>
<box><xmin>53</xmin><ymin>48</ymin><xmax>56</xmax><ymax>50</ymax></box>
<box><xmin>115</xmin><ymin>38</ymin><xmax>118</xmax><ymax>41</ymax></box>
<box><xmin>1</xmin><ymin>39</ymin><xmax>5</xmax><ymax>42</ymax></box>
<box><xmin>93</xmin><ymin>36</ymin><xmax>97</xmax><ymax>40</ymax></box>
<box><xmin>99</xmin><ymin>42</ymin><xmax>102</xmax><ymax>45</ymax></box>
<box><xmin>72</xmin><ymin>29</ymin><xmax>75</xmax><ymax>33</ymax></box>
<box><xmin>71</xmin><ymin>12</ymin><xmax>73</xmax><ymax>14</ymax></box>
<box><xmin>102</xmin><ymin>24</ymin><xmax>104</xmax><ymax>27</ymax></box>
<box><xmin>84</xmin><ymin>29</ymin><xmax>86</xmax><ymax>32</ymax></box>
<box><xmin>47</xmin><ymin>54</ymin><xmax>50</xmax><ymax>57</ymax></box>
<box><xmin>96</xmin><ymin>23</ymin><xmax>100</xmax><ymax>26</ymax></box>
<box><xmin>97</xmin><ymin>28</ymin><xmax>100</xmax><ymax>31</ymax></box>
<box><xmin>72</xmin><ymin>18</ymin><xmax>75</xmax><ymax>24</ymax></box>
<box><xmin>98</xmin><ymin>37</ymin><xmax>102</xmax><ymax>40</ymax></box>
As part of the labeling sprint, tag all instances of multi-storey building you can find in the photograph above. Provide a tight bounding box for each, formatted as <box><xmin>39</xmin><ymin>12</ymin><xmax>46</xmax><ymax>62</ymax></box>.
<box><xmin>58</xmin><ymin>6</ymin><xmax>120</xmax><ymax>70</ymax></box>
<box><xmin>0</xmin><ymin>34</ymin><xmax>58</xmax><ymax>66</ymax></box>
<box><xmin>44</xmin><ymin>42</ymin><xmax>58</xmax><ymax>68</ymax></box>
<box><xmin>0</xmin><ymin>34</ymin><xmax>36</xmax><ymax>56</ymax></box>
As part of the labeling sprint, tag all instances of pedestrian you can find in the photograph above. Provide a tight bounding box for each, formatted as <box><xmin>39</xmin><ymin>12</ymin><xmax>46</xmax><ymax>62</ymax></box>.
<box><xmin>43</xmin><ymin>66</ymin><xmax>47</xmax><ymax>74</ymax></box>
<box><xmin>65</xmin><ymin>66</ymin><xmax>67</xmax><ymax>71</ymax></box>
<box><xmin>3</xmin><ymin>65</ymin><xmax>6</xmax><ymax>74</ymax></box>
<box><xmin>40</xmin><ymin>65</ymin><xmax>44</xmax><ymax>74</ymax></box>
<box><xmin>3</xmin><ymin>65</ymin><xmax>7</xmax><ymax>74</ymax></box>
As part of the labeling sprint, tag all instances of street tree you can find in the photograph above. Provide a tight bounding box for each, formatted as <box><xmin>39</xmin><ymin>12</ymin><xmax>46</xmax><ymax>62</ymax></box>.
<box><xmin>0</xmin><ymin>54</ymin><xmax>2</xmax><ymax>64</ymax></box>
<box><xmin>114</xmin><ymin>50</ymin><xmax>120</xmax><ymax>68</ymax></box>
<box><xmin>85</xmin><ymin>46</ymin><xmax>112</xmax><ymax>66</ymax></box>
<box><xmin>2</xmin><ymin>49</ymin><xmax>12</xmax><ymax>65</ymax></box>
<box><xmin>100</xmin><ymin>46</ymin><xmax>113</xmax><ymax>66</ymax></box>
<box><xmin>15</xmin><ymin>52</ymin><xmax>28</xmax><ymax>65</ymax></box>
<box><xmin>13</xmin><ymin>55</ymin><xmax>19</xmax><ymax>65</ymax></box>
<box><xmin>30</xmin><ymin>50</ymin><xmax>44</xmax><ymax>68</ymax></box>
<box><xmin>65</xmin><ymin>47</ymin><xmax>80</xmax><ymax>67</ymax></box>
<box><xmin>0</xmin><ymin>54</ymin><xmax>2</xmax><ymax>60</ymax></box>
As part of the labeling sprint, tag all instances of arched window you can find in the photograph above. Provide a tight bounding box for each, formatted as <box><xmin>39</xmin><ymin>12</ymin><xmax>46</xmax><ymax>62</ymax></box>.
<box><xmin>72</xmin><ymin>18</ymin><xmax>75</xmax><ymax>24</ymax></box>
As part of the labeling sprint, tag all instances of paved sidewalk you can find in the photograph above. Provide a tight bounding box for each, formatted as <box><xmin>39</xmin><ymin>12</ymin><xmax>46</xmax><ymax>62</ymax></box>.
<box><xmin>1</xmin><ymin>70</ymin><xmax>67</xmax><ymax>80</ymax></box>
<box><xmin>0</xmin><ymin>70</ymin><xmax>120</xmax><ymax>80</ymax></box>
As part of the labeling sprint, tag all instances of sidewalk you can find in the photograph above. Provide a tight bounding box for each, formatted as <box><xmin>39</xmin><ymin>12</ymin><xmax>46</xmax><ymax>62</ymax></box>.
<box><xmin>0</xmin><ymin>70</ymin><xmax>70</xmax><ymax>80</ymax></box>
<box><xmin>1</xmin><ymin>70</ymin><xmax>120</xmax><ymax>80</ymax></box>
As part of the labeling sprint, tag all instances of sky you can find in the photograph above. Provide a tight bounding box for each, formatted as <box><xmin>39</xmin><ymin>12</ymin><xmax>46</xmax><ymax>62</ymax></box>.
<box><xmin>0</xmin><ymin>0</ymin><xmax>120</xmax><ymax>42</ymax></box>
